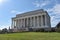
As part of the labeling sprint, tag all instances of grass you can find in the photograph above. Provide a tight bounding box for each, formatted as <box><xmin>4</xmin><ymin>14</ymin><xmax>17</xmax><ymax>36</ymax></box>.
<box><xmin>0</xmin><ymin>32</ymin><xmax>60</xmax><ymax>40</ymax></box>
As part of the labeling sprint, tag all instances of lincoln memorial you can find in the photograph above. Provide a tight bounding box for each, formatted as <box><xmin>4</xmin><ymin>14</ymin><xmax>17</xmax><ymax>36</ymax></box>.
<box><xmin>11</xmin><ymin>9</ymin><xmax>51</xmax><ymax>32</ymax></box>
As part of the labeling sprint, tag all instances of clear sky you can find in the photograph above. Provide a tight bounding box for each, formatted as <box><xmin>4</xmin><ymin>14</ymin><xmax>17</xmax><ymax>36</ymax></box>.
<box><xmin>0</xmin><ymin>0</ymin><xmax>60</xmax><ymax>29</ymax></box>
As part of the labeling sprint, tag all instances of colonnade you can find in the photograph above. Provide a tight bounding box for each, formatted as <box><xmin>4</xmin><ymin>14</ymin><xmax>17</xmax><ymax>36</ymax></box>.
<box><xmin>12</xmin><ymin>15</ymin><xmax>47</xmax><ymax>29</ymax></box>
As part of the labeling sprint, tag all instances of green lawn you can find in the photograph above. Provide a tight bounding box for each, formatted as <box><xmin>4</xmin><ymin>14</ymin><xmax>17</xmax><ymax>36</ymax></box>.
<box><xmin>0</xmin><ymin>32</ymin><xmax>60</xmax><ymax>40</ymax></box>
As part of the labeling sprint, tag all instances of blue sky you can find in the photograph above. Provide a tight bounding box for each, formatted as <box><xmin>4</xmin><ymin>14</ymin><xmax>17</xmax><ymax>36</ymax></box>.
<box><xmin>0</xmin><ymin>0</ymin><xmax>60</xmax><ymax>29</ymax></box>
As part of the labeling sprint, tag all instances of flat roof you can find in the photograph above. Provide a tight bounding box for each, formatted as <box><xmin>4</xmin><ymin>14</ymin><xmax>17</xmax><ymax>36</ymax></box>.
<box><xmin>16</xmin><ymin>9</ymin><xmax>46</xmax><ymax>17</ymax></box>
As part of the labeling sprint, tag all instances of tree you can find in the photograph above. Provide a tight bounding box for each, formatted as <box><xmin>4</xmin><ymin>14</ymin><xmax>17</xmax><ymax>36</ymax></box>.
<box><xmin>1</xmin><ymin>28</ymin><xmax>8</xmax><ymax>33</ymax></box>
<box><xmin>56</xmin><ymin>22</ymin><xmax>60</xmax><ymax>28</ymax></box>
<box><xmin>56</xmin><ymin>22</ymin><xmax>60</xmax><ymax>32</ymax></box>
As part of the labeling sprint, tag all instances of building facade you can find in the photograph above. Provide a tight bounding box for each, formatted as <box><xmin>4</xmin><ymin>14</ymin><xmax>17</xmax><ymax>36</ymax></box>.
<box><xmin>11</xmin><ymin>9</ymin><xmax>51</xmax><ymax>32</ymax></box>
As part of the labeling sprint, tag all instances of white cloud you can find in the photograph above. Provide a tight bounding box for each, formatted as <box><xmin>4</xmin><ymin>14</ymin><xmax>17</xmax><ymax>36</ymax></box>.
<box><xmin>53</xmin><ymin>4</ymin><xmax>60</xmax><ymax>14</ymax></box>
<box><xmin>47</xmin><ymin>4</ymin><xmax>60</xmax><ymax>27</ymax></box>
<box><xmin>33</xmin><ymin>0</ymin><xmax>60</xmax><ymax>27</ymax></box>
<box><xmin>11</xmin><ymin>10</ymin><xmax>18</xmax><ymax>13</ymax></box>
<box><xmin>33</xmin><ymin>1</ymin><xmax>40</xmax><ymax>7</ymax></box>
<box><xmin>33</xmin><ymin>0</ymin><xmax>50</xmax><ymax>8</ymax></box>
<box><xmin>0</xmin><ymin>25</ymin><xmax>9</xmax><ymax>30</ymax></box>
<box><xmin>47</xmin><ymin>4</ymin><xmax>60</xmax><ymax>14</ymax></box>
<box><xmin>10</xmin><ymin>10</ymin><xmax>24</xmax><ymax>14</ymax></box>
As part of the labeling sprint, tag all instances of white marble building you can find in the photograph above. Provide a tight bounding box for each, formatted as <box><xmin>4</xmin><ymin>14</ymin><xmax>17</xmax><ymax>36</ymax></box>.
<box><xmin>11</xmin><ymin>9</ymin><xmax>51</xmax><ymax>32</ymax></box>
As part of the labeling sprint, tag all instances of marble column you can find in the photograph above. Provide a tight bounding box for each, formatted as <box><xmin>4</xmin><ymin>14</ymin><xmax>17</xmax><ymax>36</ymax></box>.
<box><xmin>25</xmin><ymin>18</ymin><xmax>27</xmax><ymax>27</ymax></box>
<box><xmin>33</xmin><ymin>16</ymin><xmax>35</xmax><ymax>27</ymax></box>
<box><xmin>19</xmin><ymin>19</ymin><xmax>21</xmax><ymax>29</ymax></box>
<box><xmin>23</xmin><ymin>19</ymin><xmax>25</xmax><ymax>28</ymax></box>
<box><xmin>35</xmin><ymin>16</ymin><xmax>37</xmax><ymax>27</ymax></box>
<box><xmin>11</xmin><ymin>19</ymin><xmax>14</xmax><ymax>29</ymax></box>
<box><xmin>21</xmin><ymin>19</ymin><xmax>23</xmax><ymax>28</ymax></box>
<box><xmin>30</xmin><ymin>17</ymin><xmax>32</xmax><ymax>27</ymax></box>
<box><xmin>27</xmin><ymin>18</ymin><xmax>28</xmax><ymax>27</ymax></box>
<box><xmin>18</xmin><ymin>19</ymin><xmax>19</xmax><ymax>28</ymax></box>
<box><xmin>45</xmin><ymin>15</ymin><xmax>47</xmax><ymax>26</ymax></box>
<box><xmin>14</xmin><ymin>20</ymin><xmax>15</xmax><ymax>27</ymax></box>
<box><xmin>19</xmin><ymin>19</ymin><xmax>21</xmax><ymax>28</ymax></box>
<box><xmin>13</xmin><ymin>20</ymin><xmax>17</xmax><ymax>28</ymax></box>
<box><xmin>16</xmin><ymin>19</ymin><xmax>17</xmax><ymax>29</ymax></box>
<box><xmin>30</xmin><ymin>17</ymin><xmax>31</xmax><ymax>27</ymax></box>
<box><xmin>37</xmin><ymin>16</ymin><xmax>39</xmax><ymax>27</ymax></box>
<box><xmin>39</xmin><ymin>16</ymin><xmax>41</xmax><ymax>26</ymax></box>
<box><xmin>41</xmin><ymin>15</ymin><xmax>43</xmax><ymax>27</ymax></box>
<box><xmin>20</xmin><ymin>19</ymin><xmax>22</xmax><ymax>28</ymax></box>
<box><xmin>32</xmin><ymin>17</ymin><xmax>34</xmax><ymax>27</ymax></box>
<box><xmin>31</xmin><ymin>17</ymin><xmax>32</xmax><ymax>27</ymax></box>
